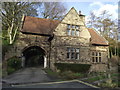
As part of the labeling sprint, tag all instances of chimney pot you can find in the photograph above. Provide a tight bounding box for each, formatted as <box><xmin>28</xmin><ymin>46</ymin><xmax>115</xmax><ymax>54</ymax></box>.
<box><xmin>79</xmin><ymin>11</ymin><xmax>81</xmax><ymax>15</ymax></box>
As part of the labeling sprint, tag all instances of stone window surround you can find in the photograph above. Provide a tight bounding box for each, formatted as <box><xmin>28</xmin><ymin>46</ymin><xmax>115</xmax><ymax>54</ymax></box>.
<box><xmin>67</xmin><ymin>24</ymin><xmax>80</xmax><ymax>36</ymax></box>
<box><xmin>91</xmin><ymin>51</ymin><xmax>102</xmax><ymax>63</ymax></box>
<box><xmin>67</xmin><ymin>47</ymin><xmax>80</xmax><ymax>60</ymax></box>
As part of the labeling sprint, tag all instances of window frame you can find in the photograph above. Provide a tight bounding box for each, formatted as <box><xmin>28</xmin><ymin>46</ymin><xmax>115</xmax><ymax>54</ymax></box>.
<box><xmin>67</xmin><ymin>47</ymin><xmax>80</xmax><ymax>60</ymax></box>
<box><xmin>66</xmin><ymin>24</ymin><xmax>80</xmax><ymax>36</ymax></box>
<box><xmin>91</xmin><ymin>51</ymin><xmax>102</xmax><ymax>63</ymax></box>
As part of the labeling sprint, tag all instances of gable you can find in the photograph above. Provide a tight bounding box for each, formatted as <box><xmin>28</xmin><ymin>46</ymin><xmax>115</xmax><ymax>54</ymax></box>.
<box><xmin>54</xmin><ymin>7</ymin><xmax>91</xmax><ymax>42</ymax></box>
<box><xmin>61</xmin><ymin>7</ymin><xmax>84</xmax><ymax>25</ymax></box>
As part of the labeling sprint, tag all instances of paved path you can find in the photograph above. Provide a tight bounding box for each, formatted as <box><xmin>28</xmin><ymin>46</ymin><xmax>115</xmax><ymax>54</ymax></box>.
<box><xmin>3</xmin><ymin>67</ymin><xmax>52</xmax><ymax>84</ymax></box>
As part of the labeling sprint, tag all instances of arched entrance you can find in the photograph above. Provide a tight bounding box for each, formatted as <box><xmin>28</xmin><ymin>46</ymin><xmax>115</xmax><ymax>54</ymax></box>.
<box><xmin>22</xmin><ymin>46</ymin><xmax>46</xmax><ymax>67</ymax></box>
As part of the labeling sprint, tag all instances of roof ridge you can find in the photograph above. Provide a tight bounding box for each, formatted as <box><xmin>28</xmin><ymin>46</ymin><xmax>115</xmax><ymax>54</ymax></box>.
<box><xmin>25</xmin><ymin>16</ymin><xmax>61</xmax><ymax>22</ymax></box>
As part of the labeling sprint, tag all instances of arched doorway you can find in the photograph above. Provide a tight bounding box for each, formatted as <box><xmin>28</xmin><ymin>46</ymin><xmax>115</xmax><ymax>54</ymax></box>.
<box><xmin>22</xmin><ymin>46</ymin><xmax>46</xmax><ymax>67</ymax></box>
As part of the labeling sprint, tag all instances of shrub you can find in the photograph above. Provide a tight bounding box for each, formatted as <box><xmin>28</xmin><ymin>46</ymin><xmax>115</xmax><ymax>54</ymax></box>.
<box><xmin>7</xmin><ymin>56</ymin><xmax>21</xmax><ymax>69</ymax></box>
<box><xmin>7</xmin><ymin>67</ymin><xmax>16</xmax><ymax>75</ymax></box>
<box><xmin>54</xmin><ymin>63</ymin><xmax>91</xmax><ymax>73</ymax></box>
<box><xmin>7</xmin><ymin>56</ymin><xmax>22</xmax><ymax>74</ymax></box>
<box><xmin>44</xmin><ymin>68</ymin><xmax>59</xmax><ymax>76</ymax></box>
<box><xmin>73</xmin><ymin>73</ymin><xmax>84</xmax><ymax>78</ymax></box>
<box><xmin>60</xmin><ymin>71</ymin><xmax>75</xmax><ymax>80</ymax></box>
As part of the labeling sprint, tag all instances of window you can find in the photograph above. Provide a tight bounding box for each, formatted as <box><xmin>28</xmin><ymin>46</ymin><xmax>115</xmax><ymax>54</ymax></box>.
<box><xmin>75</xmin><ymin>48</ymin><xmax>80</xmax><ymax>60</ymax></box>
<box><xmin>76</xmin><ymin>30</ymin><xmax>79</xmax><ymax>36</ymax></box>
<box><xmin>71</xmin><ymin>30</ymin><xmax>75</xmax><ymax>36</ymax></box>
<box><xmin>67</xmin><ymin>24</ymin><xmax>71</xmax><ymax>29</ymax></box>
<box><xmin>72</xmin><ymin>25</ymin><xmax>75</xmax><ymax>28</ymax></box>
<box><xmin>67</xmin><ymin>29</ymin><xmax>71</xmax><ymax>36</ymax></box>
<box><xmin>67</xmin><ymin>47</ymin><xmax>71</xmax><ymax>59</ymax></box>
<box><xmin>67</xmin><ymin>47</ymin><xmax>80</xmax><ymax>60</ymax></box>
<box><xmin>76</xmin><ymin>25</ymin><xmax>79</xmax><ymax>29</ymax></box>
<box><xmin>91</xmin><ymin>51</ymin><xmax>102</xmax><ymax>63</ymax></box>
<box><xmin>67</xmin><ymin>24</ymin><xmax>80</xmax><ymax>36</ymax></box>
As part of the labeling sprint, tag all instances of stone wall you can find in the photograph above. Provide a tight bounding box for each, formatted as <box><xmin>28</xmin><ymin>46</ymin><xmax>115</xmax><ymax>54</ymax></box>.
<box><xmin>90</xmin><ymin>64</ymin><xmax>108</xmax><ymax>72</ymax></box>
<box><xmin>90</xmin><ymin>45</ymin><xmax>109</xmax><ymax>63</ymax></box>
<box><xmin>4</xmin><ymin>32</ymin><xmax>51</xmax><ymax>69</ymax></box>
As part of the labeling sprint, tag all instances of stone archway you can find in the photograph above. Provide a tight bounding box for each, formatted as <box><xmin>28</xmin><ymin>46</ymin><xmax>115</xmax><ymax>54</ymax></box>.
<box><xmin>22</xmin><ymin>46</ymin><xmax>47</xmax><ymax>68</ymax></box>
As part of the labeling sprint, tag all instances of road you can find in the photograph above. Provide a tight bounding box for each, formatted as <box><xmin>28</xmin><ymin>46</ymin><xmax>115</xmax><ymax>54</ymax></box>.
<box><xmin>11</xmin><ymin>80</ymin><xmax>99</xmax><ymax>88</ymax></box>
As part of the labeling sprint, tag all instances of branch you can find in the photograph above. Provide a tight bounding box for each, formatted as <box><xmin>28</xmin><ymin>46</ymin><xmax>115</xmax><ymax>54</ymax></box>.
<box><xmin>12</xmin><ymin>26</ymin><xmax>19</xmax><ymax>43</ymax></box>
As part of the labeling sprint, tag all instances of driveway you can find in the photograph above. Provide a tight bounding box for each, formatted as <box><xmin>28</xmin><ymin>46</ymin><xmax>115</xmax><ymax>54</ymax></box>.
<box><xmin>2</xmin><ymin>67</ymin><xmax>99</xmax><ymax>89</ymax></box>
<box><xmin>3</xmin><ymin>67</ymin><xmax>53</xmax><ymax>84</ymax></box>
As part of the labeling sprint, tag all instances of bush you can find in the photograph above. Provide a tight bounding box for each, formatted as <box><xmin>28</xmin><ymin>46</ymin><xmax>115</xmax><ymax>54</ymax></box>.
<box><xmin>7</xmin><ymin>56</ymin><xmax>22</xmax><ymax>74</ymax></box>
<box><xmin>7</xmin><ymin>67</ymin><xmax>16</xmax><ymax>75</ymax></box>
<box><xmin>59</xmin><ymin>71</ymin><xmax>86</xmax><ymax>80</ymax></box>
<box><xmin>62</xmin><ymin>71</ymin><xmax>74</xmax><ymax>80</ymax></box>
<box><xmin>44</xmin><ymin>68</ymin><xmax>59</xmax><ymax>76</ymax></box>
<box><xmin>55</xmin><ymin>63</ymin><xmax>91</xmax><ymax>73</ymax></box>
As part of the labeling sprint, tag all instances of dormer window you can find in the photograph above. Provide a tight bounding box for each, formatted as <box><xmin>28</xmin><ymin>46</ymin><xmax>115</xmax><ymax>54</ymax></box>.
<box><xmin>67</xmin><ymin>24</ymin><xmax>80</xmax><ymax>36</ymax></box>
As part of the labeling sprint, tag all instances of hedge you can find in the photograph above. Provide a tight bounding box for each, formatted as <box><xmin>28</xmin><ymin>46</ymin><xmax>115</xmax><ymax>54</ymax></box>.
<box><xmin>7</xmin><ymin>56</ymin><xmax>22</xmax><ymax>74</ymax></box>
<box><xmin>54</xmin><ymin>63</ymin><xmax>91</xmax><ymax>73</ymax></box>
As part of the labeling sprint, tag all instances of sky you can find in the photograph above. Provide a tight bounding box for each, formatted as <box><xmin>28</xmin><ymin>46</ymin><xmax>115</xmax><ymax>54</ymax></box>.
<box><xmin>64</xmin><ymin>2</ymin><xmax>118</xmax><ymax>22</ymax></box>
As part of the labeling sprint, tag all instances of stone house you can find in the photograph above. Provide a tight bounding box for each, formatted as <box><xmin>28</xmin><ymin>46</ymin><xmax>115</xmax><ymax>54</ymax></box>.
<box><xmin>5</xmin><ymin>7</ymin><xmax>109</xmax><ymax>72</ymax></box>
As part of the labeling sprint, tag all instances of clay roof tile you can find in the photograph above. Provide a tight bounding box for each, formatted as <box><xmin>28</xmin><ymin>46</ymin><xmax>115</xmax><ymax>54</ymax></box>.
<box><xmin>21</xmin><ymin>16</ymin><xmax>60</xmax><ymax>35</ymax></box>
<box><xmin>88</xmin><ymin>28</ymin><xmax>108</xmax><ymax>46</ymax></box>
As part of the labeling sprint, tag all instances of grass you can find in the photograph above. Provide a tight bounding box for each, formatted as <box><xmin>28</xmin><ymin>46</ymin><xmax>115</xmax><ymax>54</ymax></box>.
<box><xmin>73</xmin><ymin>73</ymin><xmax>84</xmax><ymax>77</ymax></box>
<box><xmin>86</xmin><ymin>77</ymin><xmax>99</xmax><ymax>82</ymax></box>
<box><xmin>44</xmin><ymin>69</ymin><xmax>87</xmax><ymax>80</ymax></box>
<box><xmin>44</xmin><ymin>68</ymin><xmax>59</xmax><ymax>76</ymax></box>
<box><xmin>111</xmin><ymin>73</ymin><xmax>119</xmax><ymax>77</ymax></box>
<box><xmin>44</xmin><ymin>68</ymin><xmax>120</xmax><ymax>88</ymax></box>
<box><xmin>84</xmin><ymin>76</ymin><xmax>105</xmax><ymax>82</ymax></box>
<box><xmin>83</xmin><ymin>72</ymin><xmax>120</xmax><ymax>88</ymax></box>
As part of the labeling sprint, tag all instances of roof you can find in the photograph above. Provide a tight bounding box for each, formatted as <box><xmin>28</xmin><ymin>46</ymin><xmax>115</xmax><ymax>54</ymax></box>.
<box><xmin>21</xmin><ymin>16</ymin><xmax>108</xmax><ymax>46</ymax></box>
<box><xmin>88</xmin><ymin>28</ymin><xmax>108</xmax><ymax>46</ymax></box>
<box><xmin>21</xmin><ymin>16</ymin><xmax>60</xmax><ymax>35</ymax></box>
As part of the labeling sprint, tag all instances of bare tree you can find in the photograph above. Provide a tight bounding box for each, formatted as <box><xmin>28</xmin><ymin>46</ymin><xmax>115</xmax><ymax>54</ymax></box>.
<box><xmin>87</xmin><ymin>11</ymin><xmax>97</xmax><ymax>28</ymax></box>
<box><xmin>2</xmin><ymin>2</ymin><xmax>41</xmax><ymax>44</ymax></box>
<box><xmin>40</xmin><ymin>2</ymin><xmax>66</xmax><ymax>20</ymax></box>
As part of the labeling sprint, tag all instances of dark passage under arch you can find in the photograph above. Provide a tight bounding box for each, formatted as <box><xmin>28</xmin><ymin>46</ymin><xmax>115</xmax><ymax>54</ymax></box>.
<box><xmin>22</xmin><ymin>46</ymin><xmax>45</xmax><ymax>67</ymax></box>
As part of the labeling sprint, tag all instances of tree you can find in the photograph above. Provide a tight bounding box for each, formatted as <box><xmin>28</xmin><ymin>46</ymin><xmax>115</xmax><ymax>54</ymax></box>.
<box><xmin>87</xmin><ymin>11</ymin><xmax>97</xmax><ymax>28</ymax></box>
<box><xmin>87</xmin><ymin>10</ymin><xmax>115</xmax><ymax>37</ymax></box>
<box><xmin>2</xmin><ymin>2</ymin><xmax>42</xmax><ymax>45</ymax></box>
<box><xmin>87</xmin><ymin>10</ymin><xmax>118</xmax><ymax>58</ymax></box>
<box><xmin>40</xmin><ymin>2</ymin><xmax>66</xmax><ymax>20</ymax></box>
